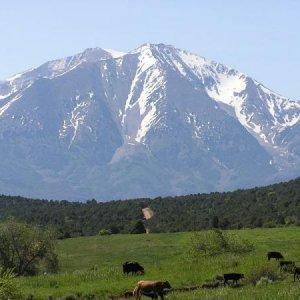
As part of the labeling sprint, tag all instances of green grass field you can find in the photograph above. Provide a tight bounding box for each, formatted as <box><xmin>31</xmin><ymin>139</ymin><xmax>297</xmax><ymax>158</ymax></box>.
<box><xmin>17</xmin><ymin>227</ymin><xmax>300</xmax><ymax>299</ymax></box>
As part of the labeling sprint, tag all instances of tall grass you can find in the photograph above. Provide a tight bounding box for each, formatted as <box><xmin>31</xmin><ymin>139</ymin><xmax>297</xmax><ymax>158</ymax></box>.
<box><xmin>0</xmin><ymin>268</ymin><xmax>21</xmax><ymax>299</ymax></box>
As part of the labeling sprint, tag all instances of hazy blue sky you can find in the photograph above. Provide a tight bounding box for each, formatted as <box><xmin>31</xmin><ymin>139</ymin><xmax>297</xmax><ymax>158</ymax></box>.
<box><xmin>1</xmin><ymin>1</ymin><xmax>299</xmax><ymax>99</ymax></box>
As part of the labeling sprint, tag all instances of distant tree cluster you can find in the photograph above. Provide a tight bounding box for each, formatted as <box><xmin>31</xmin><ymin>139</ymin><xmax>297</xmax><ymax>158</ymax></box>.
<box><xmin>0</xmin><ymin>178</ymin><xmax>298</xmax><ymax>237</ymax></box>
<box><xmin>146</xmin><ymin>178</ymin><xmax>300</xmax><ymax>232</ymax></box>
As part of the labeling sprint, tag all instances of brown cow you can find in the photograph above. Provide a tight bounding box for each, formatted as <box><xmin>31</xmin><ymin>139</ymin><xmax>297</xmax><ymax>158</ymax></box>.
<box><xmin>133</xmin><ymin>280</ymin><xmax>172</xmax><ymax>300</ymax></box>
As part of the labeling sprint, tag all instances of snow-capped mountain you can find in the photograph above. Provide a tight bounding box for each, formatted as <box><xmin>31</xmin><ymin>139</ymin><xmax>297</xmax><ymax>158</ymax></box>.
<box><xmin>0</xmin><ymin>43</ymin><xmax>299</xmax><ymax>200</ymax></box>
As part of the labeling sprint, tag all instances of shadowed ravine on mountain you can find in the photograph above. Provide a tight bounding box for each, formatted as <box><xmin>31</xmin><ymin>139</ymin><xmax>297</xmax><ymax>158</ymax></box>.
<box><xmin>0</xmin><ymin>44</ymin><xmax>299</xmax><ymax>200</ymax></box>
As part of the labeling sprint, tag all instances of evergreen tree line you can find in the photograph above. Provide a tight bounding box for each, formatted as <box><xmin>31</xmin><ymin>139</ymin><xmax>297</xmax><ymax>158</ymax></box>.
<box><xmin>0</xmin><ymin>178</ymin><xmax>299</xmax><ymax>238</ymax></box>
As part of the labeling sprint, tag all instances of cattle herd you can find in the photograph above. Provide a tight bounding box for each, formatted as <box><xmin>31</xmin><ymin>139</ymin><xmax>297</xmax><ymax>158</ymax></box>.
<box><xmin>267</xmin><ymin>251</ymin><xmax>300</xmax><ymax>282</ymax></box>
<box><xmin>122</xmin><ymin>251</ymin><xmax>300</xmax><ymax>299</ymax></box>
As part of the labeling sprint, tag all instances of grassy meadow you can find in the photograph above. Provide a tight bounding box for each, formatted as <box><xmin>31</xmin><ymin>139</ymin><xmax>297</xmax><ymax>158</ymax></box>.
<box><xmin>17</xmin><ymin>227</ymin><xmax>300</xmax><ymax>299</ymax></box>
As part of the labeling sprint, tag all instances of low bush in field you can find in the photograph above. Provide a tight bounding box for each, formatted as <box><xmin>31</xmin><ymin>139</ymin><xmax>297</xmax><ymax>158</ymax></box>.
<box><xmin>246</xmin><ymin>263</ymin><xmax>282</xmax><ymax>285</ymax></box>
<box><xmin>190</xmin><ymin>229</ymin><xmax>254</xmax><ymax>257</ymax></box>
<box><xmin>0</xmin><ymin>268</ymin><xmax>21</xmax><ymax>299</ymax></box>
<box><xmin>98</xmin><ymin>229</ymin><xmax>111</xmax><ymax>236</ymax></box>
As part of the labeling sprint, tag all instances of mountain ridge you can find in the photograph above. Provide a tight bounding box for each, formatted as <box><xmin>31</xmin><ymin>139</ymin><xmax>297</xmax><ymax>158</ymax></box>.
<box><xmin>0</xmin><ymin>43</ymin><xmax>299</xmax><ymax>200</ymax></box>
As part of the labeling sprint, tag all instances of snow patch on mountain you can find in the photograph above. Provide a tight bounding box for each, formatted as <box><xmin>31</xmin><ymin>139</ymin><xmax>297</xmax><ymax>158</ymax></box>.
<box><xmin>104</xmin><ymin>48</ymin><xmax>126</xmax><ymax>58</ymax></box>
<box><xmin>122</xmin><ymin>45</ymin><xmax>168</xmax><ymax>143</ymax></box>
<box><xmin>174</xmin><ymin>48</ymin><xmax>300</xmax><ymax>145</ymax></box>
<box><xmin>206</xmin><ymin>73</ymin><xmax>247</xmax><ymax>106</ymax></box>
<box><xmin>0</xmin><ymin>94</ymin><xmax>22</xmax><ymax>116</ymax></box>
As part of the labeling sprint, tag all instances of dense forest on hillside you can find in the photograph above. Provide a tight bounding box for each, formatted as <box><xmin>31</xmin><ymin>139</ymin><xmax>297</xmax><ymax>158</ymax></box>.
<box><xmin>0</xmin><ymin>178</ymin><xmax>299</xmax><ymax>237</ymax></box>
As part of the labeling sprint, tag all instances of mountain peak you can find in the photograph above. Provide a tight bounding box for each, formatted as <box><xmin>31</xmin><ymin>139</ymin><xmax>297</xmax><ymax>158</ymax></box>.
<box><xmin>80</xmin><ymin>47</ymin><xmax>127</xmax><ymax>60</ymax></box>
<box><xmin>103</xmin><ymin>48</ymin><xmax>126</xmax><ymax>58</ymax></box>
<box><xmin>75</xmin><ymin>47</ymin><xmax>111</xmax><ymax>62</ymax></box>
<box><xmin>132</xmin><ymin>43</ymin><xmax>177</xmax><ymax>53</ymax></box>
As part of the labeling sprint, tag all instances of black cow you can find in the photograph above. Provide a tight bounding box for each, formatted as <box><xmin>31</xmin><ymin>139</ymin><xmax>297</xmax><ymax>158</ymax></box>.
<box><xmin>223</xmin><ymin>273</ymin><xmax>244</xmax><ymax>285</ymax></box>
<box><xmin>267</xmin><ymin>251</ymin><xmax>284</xmax><ymax>261</ymax></box>
<box><xmin>294</xmin><ymin>267</ymin><xmax>300</xmax><ymax>282</ymax></box>
<box><xmin>123</xmin><ymin>261</ymin><xmax>145</xmax><ymax>275</ymax></box>
<box><xmin>279</xmin><ymin>260</ymin><xmax>295</xmax><ymax>271</ymax></box>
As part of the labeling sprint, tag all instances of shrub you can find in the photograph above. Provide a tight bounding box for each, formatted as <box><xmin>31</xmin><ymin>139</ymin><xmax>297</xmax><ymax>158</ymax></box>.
<box><xmin>190</xmin><ymin>229</ymin><xmax>254</xmax><ymax>257</ymax></box>
<box><xmin>263</xmin><ymin>220</ymin><xmax>277</xmax><ymax>228</ymax></box>
<box><xmin>0</xmin><ymin>267</ymin><xmax>21</xmax><ymax>299</ymax></box>
<box><xmin>246</xmin><ymin>263</ymin><xmax>282</xmax><ymax>285</ymax></box>
<box><xmin>209</xmin><ymin>216</ymin><xmax>219</xmax><ymax>228</ymax></box>
<box><xmin>99</xmin><ymin>229</ymin><xmax>111</xmax><ymax>236</ymax></box>
<box><xmin>284</xmin><ymin>216</ymin><xmax>297</xmax><ymax>226</ymax></box>
<box><xmin>0</xmin><ymin>219</ymin><xmax>59</xmax><ymax>276</ymax></box>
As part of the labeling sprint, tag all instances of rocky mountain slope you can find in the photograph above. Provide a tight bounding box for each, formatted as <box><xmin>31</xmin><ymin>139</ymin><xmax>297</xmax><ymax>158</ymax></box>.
<box><xmin>0</xmin><ymin>43</ymin><xmax>299</xmax><ymax>200</ymax></box>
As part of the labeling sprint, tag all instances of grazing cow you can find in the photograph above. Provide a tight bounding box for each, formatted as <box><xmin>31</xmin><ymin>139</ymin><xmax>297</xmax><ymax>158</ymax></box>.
<box><xmin>267</xmin><ymin>251</ymin><xmax>284</xmax><ymax>261</ymax></box>
<box><xmin>223</xmin><ymin>273</ymin><xmax>244</xmax><ymax>285</ymax></box>
<box><xmin>133</xmin><ymin>280</ymin><xmax>172</xmax><ymax>300</ymax></box>
<box><xmin>123</xmin><ymin>261</ymin><xmax>145</xmax><ymax>275</ymax></box>
<box><xmin>294</xmin><ymin>267</ymin><xmax>300</xmax><ymax>282</ymax></box>
<box><xmin>279</xmin><ymin>261</ymin><xmax>295</xmax><ymax>271</ymax></box>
